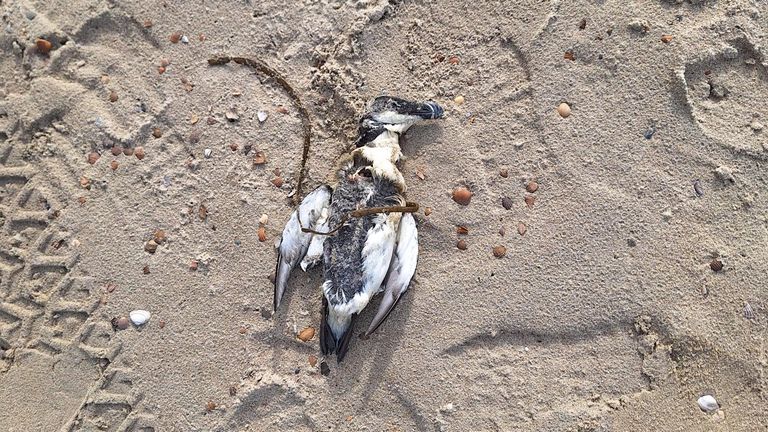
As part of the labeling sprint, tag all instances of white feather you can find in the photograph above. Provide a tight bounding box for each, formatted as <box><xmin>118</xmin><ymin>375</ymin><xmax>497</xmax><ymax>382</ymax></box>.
<box><xmin>300</xmin><ymin>208</ymin><xmax>329</xmax><ymax>271</ymax></box>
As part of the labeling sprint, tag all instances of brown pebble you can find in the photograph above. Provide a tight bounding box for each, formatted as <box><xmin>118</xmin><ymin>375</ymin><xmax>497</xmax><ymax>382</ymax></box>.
<box><xmin>253</xmin><ymin>151</ymin><xmax>267</xmax><ymax>165</ymax></box>
<box><xmin>526</xmin><ymin>181</ymin><xmax>539</xmax><ymax>193</ymax></box>
<box><xmin>170</xmin><ymin>32</ymin><xmax>182</xmax><ymax>43</ymax></box>
<box><xmin>499</xmin><ymin>227</ymin><xmax>506</xmax><ymax>236</ymax></box>
<box><xmin>36</xmin><ymin>38</ymin><xmax>52</xmax><ymax>54</ymax></box>
<box><xmin>153</xmin><ymin>230</ymin><xmax>167</xmax><ymax>244</ymax></box>
<box><xmin>158</xmin><ymin>320</ymin><xmax>165</xmax><ymax>329</ymax></box>
<box><xmin>518</xmin><ymin>222</ymin><xmax>527</xmax><ymax>236</ymax></box>
<box><xmin>144</xmin><ymin>240</ymin><xmax>158</xmax><ymax>254</ymax></box>
<box><xmin>87</xmin><ymin>152</ymin><xmax>100</xmax><ymax>164</ymax></box>
<box><xmin>271</xmin><ymin>177</ymin><xmax>284</xmax><ymax>188</ymax></box>
<box><xmin>415</xmin><ymin>168</ymin><xmax>426</xmax><ymax>180</ymax></box>
<box><xmin>564</xmin><ymin>51</ymin><xmax>576</xmax><ymax>61</ymax></box>
<box><xmin>457</xmin><ymin>239</ymin><xmax>467</xmax><ymax>250</ymax></box>
<box><xmin>157</xmin><ymin>66</ymin><xmax>166</xmax><ymax>74</ymax></box>
<box><xmin>557</xmin><ymin>102</ymin><xmax>571</xmax><ymax>118</ymax></box>
<box><xmin>424</xmin><ymin>207</ymin><xmax>432</xmax><ymax>216</ymax></box>
<box><xmin>501</xmin><ymin>197</ymin><xmax>513</xmax><ymax>210</ymax></box>
<box><xmin>276</xmin><ymin>106</ymin><xmax>289</xmax><ymax>114</ymax></box>
<box><xmin>80</xmin><ymin>176</ymin><xmax>91</xmax><ymax>189</ymax></box>
<box><xmin>238</xmin><ymin>326</ymin><xmax>247</xmax><ymax>334</ymax></box>
<box><xmin>297</xmin><ymin>327</ymin><xmax>315</xmax><ymax>342</ymax></box>
<box><xmin>579</xmin><ymin>18</ymin><xmax>587</xmax><ymax>30</ymax></box>
<box><xmin>134</xmin><ymin>147</ymin><xmax>145</xmax><ymax>160</ymax></box>
<box><xmin>456</xmin><ymin>226</ymin><xmax>469</xmax><ymax>235</ymax></box>
<box><xmin>123</xmin><ymin>147</ymin><xmax>134</xmax><ymax>156</ymax></box>
<box><xmin>109</xmin><ymin>90</ymin><xmax>118</xmax><ymax>103</ymax></box>
<box><xmin>258</xmin><ymin>226</ymin><xmax>267</xmax><ymax>242</ymax></box>
<box><xmin>320</xmin><ymin>361</ymin><xmax>330</xmax><ymax>376</ymax></box>
<box><xmin>111</xmin><ymin>146</ymin><xmax>123</xmax><ymax>156</ymax></box>
<box><xmin>198</xmin><ymin>204</ymin><xmax>208</xmax><ymax>220</ymax></box>
<box><xmin>308</xmin><ymin>354</ymin><xmax>318</xmax><ymax>367</ymax></box>
<box><xmin>190</xmin><ymin>260</ymin><xmax>198</xmax><ymax>271</ymax></box>
<box><xmin>525</xmin><ymin>195</ymin><xmax>535</xmax><ymax>208</ymax></box>
<box><xmin>493</xmin><ymin>245</ymin><xmax>507</xmax><ymax>258</ymax></box>
<box><xmin>499</xmin><ymin>168</ymin><xmax>509</xmax><ymax>178</ymax></box>
<box><xmin>205</xmin><ymin>401</ymin><xmax>216</xmax><ymax>412</ymax></box>
<box><xmin>661</xmin><ymin>34</ymin><xmax>673</xmax><ymax>43</ymax></box>
<box><xmin>189</xmin><ymin>130</ymin><xmax>202</xmax><ymax>144</ymax></box>
<box><xmin>142</xmin><ymin>265</ymin><xmax>150</xmax><ymax>274</ymax></box>
<box><xmin>142</xmin><ymin>20</ymin><xmax>153</xmax><ymax>28</ymax></box>
<box><xmin>207</xmin><ymin>116</ymin><xmax>217</xmax><ymax>125</ymax></box>
<box><xmin>452</xmin><ymin>186</ymin><xmax>472</xmax><ymax>206</ymax></box>
<box><xmin>78</xmin><ymin>196</ymin><xmax>87</xmax><ymax>205</ymax></box>
<box><xmin>448</xmin><ymin>55</ymin><xmax>460</xmax><ymax>65</ymax></box>
<box><xmin>229</xmin><ymin>143</ymin><xmax>238</xmax><ymax>151</ymax></box>
<box><xmin>710</xmin><ymin>259</ymin><xmax>723</xmax><ymax>272</ymax></box>
<box><xmin>110</xmin><ymin>160</ymin><xmax>118</xmax><ymax>171</ymax></box>
<box><xmin>152</xmin><ymin>128</ymin><xmax>162</xmax><ymax>138</ymax></box>
<box><xmin>113</xmin><ymin>316</ymin><xmax>130</xmax><ymax>330</ymax></box>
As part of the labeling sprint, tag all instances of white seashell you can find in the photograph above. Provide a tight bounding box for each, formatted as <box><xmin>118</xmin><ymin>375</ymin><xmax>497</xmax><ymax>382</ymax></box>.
<box><xmin>697</xmin><ymin>395</ymin><xmax>719</xmax><ymax>412</ymax></box>
<box><xmin>204</xmin><ymin>148</ymin><xmax>212</xmax><ymax>158</ymax></box>
<box><xmin>181</xmin><ymin>35</ymin><xmax>189</xmax><ymax>44</ymax></box>
<box><xmin>257</xmin><ymin>111</ymin><xmax>268</xmax><ymax>123</ymax></box>
<box><xmin>129</xmin><ymin>310</ymin><xmax>151</xmax><ymax>326</ymax></box>
<box><xmin>259</xmin><ymin>214</ymin><xmax>268</xmax><ymax>225</ymax></box>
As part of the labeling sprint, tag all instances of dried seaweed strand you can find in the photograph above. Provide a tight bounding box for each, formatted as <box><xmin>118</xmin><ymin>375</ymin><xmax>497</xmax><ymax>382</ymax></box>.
<box><xmin>300</xmin><ymin>202</ymin><xmax>420</xmax><ymax>237</ymax></box>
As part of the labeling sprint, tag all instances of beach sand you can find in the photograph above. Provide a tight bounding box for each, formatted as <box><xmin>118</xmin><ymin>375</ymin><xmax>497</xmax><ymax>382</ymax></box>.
<box><xmin>0</xmin><ymin>0</ymin><xmax>766</xmax><ymax>430</ymax></box>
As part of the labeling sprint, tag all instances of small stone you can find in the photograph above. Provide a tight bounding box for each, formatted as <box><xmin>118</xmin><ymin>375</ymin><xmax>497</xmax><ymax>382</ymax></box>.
<box><xmin>111</xmin><ymin>146</ymin><xmax>123</xmax><ymax>156</ymax></box>
<box><xmin>456</xmin><ymin>239</ymin><xmax>467</xmax><ymax>250</ymax></box>
<box><xmin>157</xmin><ymin>66</ymin><xmax>166</xmax><ymax>74</ymax></box>
<box><xmin>229</xmin><ymin>143</ymin><xmax>238</xmax><ymax>151</ymax></box>
<box><xmin>452</xmin><ymin>186</ymin><xmax>472</xmax><ymax>206</ymax></box>
<box><xmin>710</xmin><ymin>259</ymin><xmax>723</xmax><ymax>272</ymax></box>
<box><xmin>564</xmin><ymin>51</ymin><xmax>575</xmax><ymax>61</ymax></box>
<box><xmin>87</xmin><ymin>152</ymin><xmax>100</xmax><ymax>164</ymax></box>
<box><xmin>253</xmin><ymin>151</ymin><xmax>267</xmax><ymax>165</ymax></box>
<box><xmin>276</xmin><ymin>106</ymin><xmax>289</xmax><ymax>114</ymax></box>
<box><xmin>225</xmin><ymin>109</ymin><xmax>239</xmax><ymax>122</ymax></box>
<box><xmin>152</xmin><ymin>128</ymin><xmax>162</xmax><ymax>138</ymax></box>
<box><xmin>206</xmin><ymin>401</ymin><xmax>217</xmax><ymax>412</ymax></box>
<box><xmin>260</xmin><ymin>308</ymin><xmax>272</xmax><ymax>319</ymax></box>
<box><xmin>526</xmin><ymin>181</ymin><xmax>539</xmax><ymax>193</ymax></box>
<box><xmin>258</xmin><ymin>227</ymin><xmax>267</xmax><ymax>242</ymax></box>
<box><xmin>113</xmin><ymin>316</ymin><xmax>130</xmax><ymax>330</ymax></box>
<box><xmin>499</xmin><ymin>227</ymin><xmax>506</xmax><ymax>236</ymax></box>
<box><xmin>750</xmin><ymin>120</ymin><xmax>764</xmax><ymax>131</ymax></box>
<box><xmin>181</xmin><ymin>35</ymin><xmax>189</xmax><ymax>44</ymax></box>
<box><xmin>144</xmin><ymin>240</ymin><xmax>158</xmax><ymax>254</ymax></box>
<box><xmin>715</xmin><ymin>166</ymin><xmax>735</xmax><ymax>184</ymax></box>
<box><xmin>123</xmin><ymin>147</ymin><xmax>134</xmax><ymax>156</ymax></box>
<box><xmin>170</xmin><ymin>32</ymin><xmax>181</xmax><ymax>43</ymax></box>
<box><xmin>660</xmin><ymin>34</ymin><xmax>673</xmax><ymax>43</ymax></box>
<box><xmin>578</xmin><ymin>18</ymin><xmax>587</xmax><ymax>30</ymax></box>
<box><xmin>557</xmin><ymin>102</ymin><xmax>571</xmax><ymax>118</ymax></box>
<box><xmin>693</xmin><ymin>180</ymin><xmax>704</xmax><ymax>197</ymax></box>
<box><xmin>518</xmin><ymin>222</ymin><xmax>527</xmax><ymax>236</ymax></box>
<box><xmin>229</xmin><ymin>385</ymin><xmax>237</xmax><ymax>396</ymax></box>
<box><xmin>199</xmin><ymin>204</ymin><xmax>208</xmax><ymax>220</ymax></box>
<box><xmin>320</xmin><ymin>361</ymin><xmax>330</xmax><ymax>376</ymax></box>
<box><xmin>499</xmin><ymin>168</ymin><xmax>509</xmax><ymax>178</ymax></box>
<box><xmin>628</xmin><ymin>20</ymin><xmax>650</xmax><ymax>34</ymax></box>
<box><xmin>134</xmin><ymin>147</ymin><xmax>145</xmax><ymax>160</ymax></box>
<box><xmin>109</xmin><ymin>90</ymin><xmax>118</xmax><ymax>103</ymax></box>
<box><xmin>424</xmin><ymin>207</ymin><xmax>432</xmax><ymax>216</ymax></box>
<box><xmin>204</xmin><ymin>148</ymin><xmax>212</xmax><ymax>158</ymax></box>
<box><xmin>454</xmin><ymin>95</ymin><xmax>465</xmax><ymax>105</ymax></box>
<box><xmin>142</xmin><ymin>20</ymin><xmax>153</xmax><ymax>28</ymax></box>
<box><xmin>153</xmin><ymin>230</ymin><xmax>167</xmax><ymax>244</ymax></box>
<box><xmin>110</xmin><ymin>160</ymin><xmax>118</xmax><ymax>171</ymax></box>
<box><xmin>456</xmin><ymin>226</ymin><xmax>468</xmax><ymax>235</ymax></box>
<box><xmin>493</xmin><ymin>245</ymin><xmax>506</xmax><ymax>258</ymax></box>
<box><xmin>308</xmin><ymin>355</ymin><xmax>318</xmax><ymax>367</ymax></box>
<box><xmin>259</xmin><ymin>214</ymin><xmax>269</xmax><ymax>225</ymax></box>
<box><xmin>297</xmin><ymin>327</ymin><xmax>315</xmax><ymax>342</ymax></box>
<box><xmin>697</xmin><ymin>395</ymin><xmax>719</xmax><ymax>413</ymax></box>
<box><xmin>142</xmin><ymin>265</ymin><xmax>150</xmax><ymax>274</ymax></box>
<box><xmin>525</xmin><ymin>195</ymin><xmax>535</xmax><ymax>208</ymax></box>
<box><xmin>35</xmin><ymin>38</ymin><xmax>52</xmax><ymax>54</ymax></box>
<box><xmin>79</xmin><ymin>176</ymin><xmax>91</xmax><ymax>189</ymax></box>
<box><xmin>238</xmin><ymin>325</ymin><xmax>247</xmax><ymax>334</ymax></box>
<box><xmin>257</xmin><ymin>111</ymin><xmax>268</xmax><ymax>123</ymax></box>
<box><xmin>271</xmin><ymin>177</ymin><xmax>284</xmax><ymax>188</ymax></box>
<box><xmin>448</xmin><ymin>56</ymin><xmax>460</xmax><ymax>65</ymax></box>
<box><xmin>501</xmin><ymin>197</ymin><xmax>513</xmax><ymax>210</ymax></box>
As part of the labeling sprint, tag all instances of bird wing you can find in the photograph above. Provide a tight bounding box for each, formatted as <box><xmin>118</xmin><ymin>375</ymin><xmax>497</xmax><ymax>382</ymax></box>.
<box><xmin>274</xmin><ymin>185</ymin><xmax>332</xmax><ymax>310</ymax></box>
<box><xmin>365</xmin><ymin>212</ymin><xmax>418</xmax><ymax>336</ymax></box>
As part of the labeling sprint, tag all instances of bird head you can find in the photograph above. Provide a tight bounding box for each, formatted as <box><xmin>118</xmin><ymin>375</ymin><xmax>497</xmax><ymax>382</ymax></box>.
<box><xmin>355</xmin><ymin>96</ymin><xmax>444</xmax><ymax>147</ymax></box>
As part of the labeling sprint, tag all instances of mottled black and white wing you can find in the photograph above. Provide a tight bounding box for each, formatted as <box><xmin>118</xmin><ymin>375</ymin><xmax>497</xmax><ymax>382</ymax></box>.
<box><xmin>274</xmin><ymin>185</ymin><xmax>332</xmax><ymax>310</ymax></box>
<box><xmin>365</xmin><ymin>212</ymin><xmax>418</xmax><ymax>336</ymax></box>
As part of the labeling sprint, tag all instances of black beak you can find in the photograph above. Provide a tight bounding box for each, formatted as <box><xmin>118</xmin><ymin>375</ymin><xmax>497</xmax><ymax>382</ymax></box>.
<box><xmin>412</xmin><ymin>101</ymin><xmax>444</xmax><ymax>120</ymax></box>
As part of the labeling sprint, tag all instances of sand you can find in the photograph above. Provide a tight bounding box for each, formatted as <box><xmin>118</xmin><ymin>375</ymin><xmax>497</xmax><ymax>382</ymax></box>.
<box><xmin>0</xmin><ymin>0</ymin><xmax>766</xmax><ymax>430</ymax></box>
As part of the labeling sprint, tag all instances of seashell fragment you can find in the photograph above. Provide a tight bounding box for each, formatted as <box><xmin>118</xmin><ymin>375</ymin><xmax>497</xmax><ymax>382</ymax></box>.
<box><xmin>129</xmin><ymin>309</ymin><xmax>151</xmax><ymax>326</ymax></box>
<box><xmin>697</xmin><ymin>395</ymin><xmax>719</xmax><ymax>412</ymax></box>
<box><xmin>257</xmin><ymin>111</ymin><xmax>268</xmax><ymax>123</ymax></box>
<box><xmin>297</xmin><ymin>327</ymin><xmax>315</xmax><ymax>342</ymax></box>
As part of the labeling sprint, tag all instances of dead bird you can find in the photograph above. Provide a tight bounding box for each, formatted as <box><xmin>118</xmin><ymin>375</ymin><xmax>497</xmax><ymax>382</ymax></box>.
<box><xmin>274</xmin><ymin>96</ymin><xmax>444</xmax><ymax>362</ymax></box>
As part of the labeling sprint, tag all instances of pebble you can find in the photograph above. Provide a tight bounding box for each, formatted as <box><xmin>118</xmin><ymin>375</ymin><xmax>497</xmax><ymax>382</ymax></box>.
<box><xmin>424</xmin><ymin>207</ymin><xmax>432</xmax><ymax>216</ymax></box>
<box><xmin>697</xmin><ymin>395</ymin><xmax>719</xmax><ymax>412</ymax></box>
<box><xmin>143</xmin><ymin>20</ymin><xmax>153</xmax><ymax>28</ymax></box>
<box><xmin>320</xmin><ymin>361</ymin><xmax>330</xmax><ymax>376</ymax></box>
<box><xmin>123</xmin><ymin>147</ymin><xmax>134</xmax><ymax>156</ymax></box>
<box><xmin>113</xmin><ymin>316</ymin><xmax>130</xmax><ymax>330</ymax></box>
<box><xmin>111</xmin><ymin>146</ymin><xmax>123</xmax><ymax>156</ymax></box>
<box><xmin>259</xmin><ymin>214</ymin><xmax>269</xmax><ymax>225</ymax></box>
<box><xmin>297</xmin><ymin>327</ymin><xmax>315</xmax><ymax>342</ymax></box>
<box><xmin>710</xmin><ymin>259</ymin><xmax>723</xmax><ymax>272</ymax></box>
<box><xmin>271</xmin><ymin>177</ymin><xmax>284</xmax><ymax>188</ymax></box>
<box><xmin>518</xmin><ymin>222</ymin><xmax>527</xmax><ymax>236</ymax></box>
<box><xmin>525</xmin><ymin>195</ymin><xmax>535</xmax><ymax>208</ymax></box>
<box><xmin>456</xmin><ymin>239</ymin><xmax>467</xmax><ymax>250</ymax></box>
<box><xmin>456</xmin><ymin>226</ymin><xmax>468</xmax><ymax>235</ymax></box>
<box><xmin>454</xmin><ymin>95</ymin><xmax>465</xmax><ymax>105</ymax></box>
<box><xmin>253</xmin><ymin>151</ymin><xmax>267</xmax><ymax>165</ymax></box>
<box><xmin>229</xmin><ymin>143</ymin><xmax>238</xmax><ymax>151</ymax></box>
<box><xmin>109</xmin><ymin>90</ymin><xmax>118</xmax><ymax>103</ymax></box>
<box><xmin>80</xmin><ymin>176</ymin><xmax>91</xmax><ymax>189</ymax></box>
<box><xmin>257</xmin><ymin>111</ymin><xmax>268</xmax><ymax>123</ymax></box>
<box><xmin>152</xmin><ymin>128</ymin><xmax>162</xmax><ymax>138</ymax></box>
<box><xmin>714</xmin><ymin>166</ymin><xmax>735</xmax><ymax>184</ymax></box>
<box><xmin>308</xmin><ymin>355</ymin><xmax>318</xmax><ymax>367</ymax></box>
<box><xmin>258</xmin><ymin>227</ymin><xmax>267</xmax><ymax>242</ymax></box>
<box><xmin>110</xmin><ymin>160</ymin><xmax>118</xmax><ymax>171</ymax></box>
<box><xmin>744</xmin><ymin>302</ymin><xmax>754</xmax><ymax>319</ymax></box>
<box><xmin>35</xmin><ymin>38</ymin><xmax>52</xmax><ymax>54</ymax></box>
<box><xmin>501</xmin><ymin>197</ymin><xmax>513</xmax><ymax>210</ymax></box>
<box><xmin>134</xmin><ymin>147</ymin><xmax>145</xmax><ymax>160</ymax></box>
<box><xmin>661</xmin><ymin>35</ymin><xmax>673</xmax><ymax>43</ymax></box>
<box><xmin>526</xmin><ymin>181</ymin><xmax>539</xmax><ymax>193</ymax></box>
<box><xmin>276</xmin><ymin>106</ymin><xmax>289</xmax><ymax>114</ymax></box>
<box><xmin>493</xmin><ymin>246</ymin><xmax>506</xmax><ymax>258</ymax></box>
<box><xmin>206</xmin><ymin>401</ymin><xmax>217</xmax><ymax>412</ymax></box>
<box><xmin>499</xmin><ymin>168</ymin><xmax>509</xmax><ymax>178</ymax></box>
<box><xmin>87</xmin><ymin>152</ymin><xmax>100</xmax><ymax>164</ymax></box>
<box><xmin>750</xmin><ymin>120</ymin><xmax>764</xmax><ymax>131</ymax></box>
<box><xmin>199</xmin><ymin>204</ymin><xmax>208</xmax><ymax>220</ymax></box>
<box><xmin>129</xmin><ymin>310</ymin><xmax>151</xmax><ymax>326</ymax></box>
<box><xmin>204</xmin><ymin>148</ymin><xmax>212</xmax><ymax>158</ymax></box>
<box><xmin>144</xmin><ymin>240</ymin><xmax>158</xmax><ymax>254</ymax></box>
<box><xmin>452</xmin><ymin>186</ymin><xmax>472</xmax><ymax>206</ymax></box>
<box><xmin>225</xmin><ymin>109</ymin><xmax>239</xmax><ymax>122</ymax></box>
<box><xmin>557</xmin><ymin>102</ymin><xmax>571</xmax><ymax>118</ymax></box>
<box><xmin>142</xmin><ymin>265</ymin><xmax>150</xmax><ymax>274</ymax></box>
<box><xmin>181</xmin><ymin>35</ymin><xmax>189</xmax><ymax>44</ymax></box>
<box><xmin>693</xmin><ymin>180</ymin><xmax>704</xmax><ymax>197</ymax></box>
<box><xmin>157</xmin><ymin>66</ymin><xmax>166</xmax><ymax>74</ymax></box>
<box><xmin>170</xmin><ymin>32</ymin><xmax>181</xmax><ymax>43</ymax></box>
<box><xmin>499</xmin><ymin>227</ymin><xmax>506</xmax><ymax>236</ymax></box>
